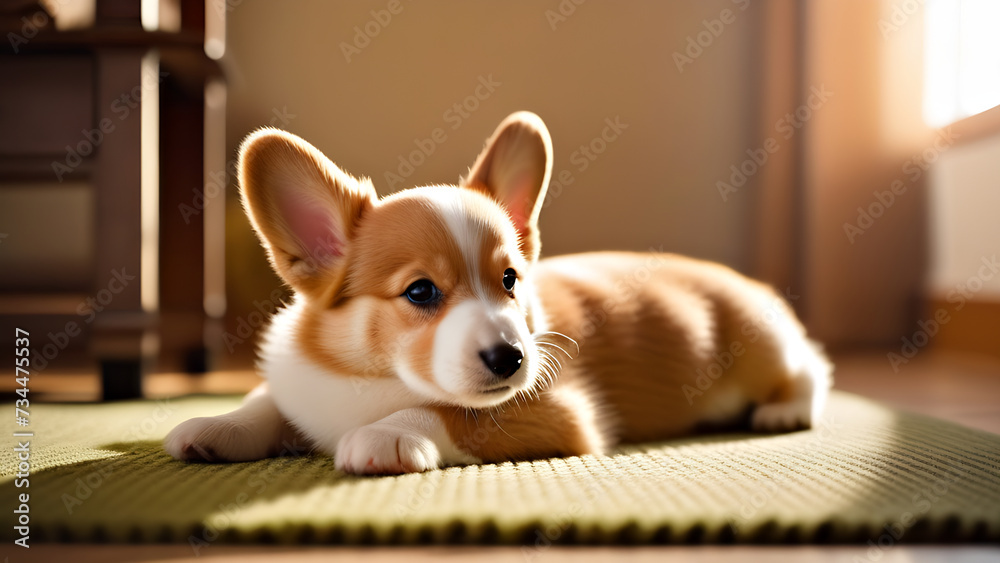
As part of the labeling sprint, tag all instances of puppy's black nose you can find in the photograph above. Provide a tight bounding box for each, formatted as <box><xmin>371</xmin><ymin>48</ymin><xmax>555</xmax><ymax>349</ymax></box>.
<box><xmin>479</xmin><ymin>343</ymin><xmax>523</xmax><ymax>379</ymax></box>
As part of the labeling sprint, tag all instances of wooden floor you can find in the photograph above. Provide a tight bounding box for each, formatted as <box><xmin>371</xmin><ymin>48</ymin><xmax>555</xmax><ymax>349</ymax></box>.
<box><xmin>5</xmin><ymin>350</ymin><xmax>999</xmax><ymax>562</ymax></box>
<box><xmin>831</xmin><ymin>350</ymin><xmax>1000</xmax><ymax>435</ymax></box>
<box><xmin>8</xmin><ymin>545</ymin><xmax>1000</xmax><ymax>563</ymax></box>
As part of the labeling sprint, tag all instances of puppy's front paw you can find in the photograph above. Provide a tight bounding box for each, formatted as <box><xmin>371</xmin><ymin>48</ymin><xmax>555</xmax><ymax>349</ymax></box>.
<box><xmin>335</xmin><ymin>423</ymin><xmax>441</xmax><ymax>475</ymax></box>
<box><xmin>164</xmin><ymin>417</ymin><xmax>267</xmax><ymax>462</ymax></box>
<box><xmin>751</xmin><ymin>400</ymin><xmax>812</xmax><ymax>433</ymax></box>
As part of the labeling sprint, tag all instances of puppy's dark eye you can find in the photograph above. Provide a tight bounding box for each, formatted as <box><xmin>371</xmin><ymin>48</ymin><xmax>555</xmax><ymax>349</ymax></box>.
<box><xmin>403</xmin><ymin>279</ymin><xmax>441</xmax><ymax>305</ymax></box>
<box><xmin>502</xmin><ymin>268</ymin><xmax>517</xmax><ymax>292</ymax></box>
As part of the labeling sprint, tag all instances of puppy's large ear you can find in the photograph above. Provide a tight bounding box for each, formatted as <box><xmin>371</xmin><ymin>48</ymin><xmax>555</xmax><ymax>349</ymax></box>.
<box><xmin>463</xmin><ymin>111</ymin><xmax>552</xmax><ymax>262</ymax></box>
<box><xmin>238</xmin><ymin>128</ymin><xmax>376</xmax><ymax>298</ymax></box>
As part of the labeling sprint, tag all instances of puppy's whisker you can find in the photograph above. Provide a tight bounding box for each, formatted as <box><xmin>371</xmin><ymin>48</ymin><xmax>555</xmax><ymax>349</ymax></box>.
<box><xmin>536</xmin><ymin>341</ymin><xmax>574</xmax><ymax>360</ymax></box>
<box><xmin>488</xmin><ymin>410</ymin><xmax>520</xmax><ymax>443</ymax></box>
<box><xmin>534</xmin><ymin>331</ymin><xmax>580</xmax><ymax>356</ymax></box>
<box><xmin>537</xmin><ymin>348</ymin><xmax>563</xmax><ymax>374</ymax></box>
<box><xmin>531</xmin><ymin>358</ymin><xmax>558</xmax><ymax>392</ymax></box>
<box><xmin>544</xmin><ymin>352</ymin><xmax>564</xmax><ymax>372</ymax></box>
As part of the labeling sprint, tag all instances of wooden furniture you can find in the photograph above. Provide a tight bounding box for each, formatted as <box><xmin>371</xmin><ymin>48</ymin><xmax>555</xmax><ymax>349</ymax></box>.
<box><xmin>0</xmin><ymin>0</ymin><xmax>226</xmax><ymax>399</ymax></box>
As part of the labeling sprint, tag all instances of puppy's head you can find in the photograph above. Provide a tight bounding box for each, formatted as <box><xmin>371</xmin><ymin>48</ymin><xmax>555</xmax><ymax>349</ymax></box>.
<box><xmin>239</xmin><ymin>112</ymin><xmax>553</xmax><ymax>408</ymax></box>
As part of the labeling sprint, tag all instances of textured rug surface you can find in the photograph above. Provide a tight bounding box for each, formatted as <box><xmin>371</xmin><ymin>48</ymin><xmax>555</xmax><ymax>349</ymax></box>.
<box><xmin>1</xmin><ymin>391</ymin><xmax>998</xmax><ymax>547</ymax></box>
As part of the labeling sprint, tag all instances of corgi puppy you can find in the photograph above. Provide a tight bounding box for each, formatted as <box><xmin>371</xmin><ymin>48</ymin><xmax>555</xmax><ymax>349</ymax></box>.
<box><xmin>165</xmin><ymin>112</ymin><xmax>832</xmax><ymax>474</ymax></box>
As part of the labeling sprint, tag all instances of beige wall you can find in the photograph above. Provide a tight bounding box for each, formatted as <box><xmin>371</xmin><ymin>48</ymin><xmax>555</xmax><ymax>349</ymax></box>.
<box><xmin>223</xmin><ymin>0</ymin><xmax>766</xmax><ymax>293</ymax></box>
<box><xmin>223</xmin><ymin>1</ymin><xmax>965</xmax><ymax>350</ymax></box>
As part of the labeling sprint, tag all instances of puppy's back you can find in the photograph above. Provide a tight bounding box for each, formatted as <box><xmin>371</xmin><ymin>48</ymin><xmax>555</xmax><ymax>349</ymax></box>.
<box><xmin>534</xmin><ymin>252</ymin><xmax>828</xmax><ymax>444</ymax></box>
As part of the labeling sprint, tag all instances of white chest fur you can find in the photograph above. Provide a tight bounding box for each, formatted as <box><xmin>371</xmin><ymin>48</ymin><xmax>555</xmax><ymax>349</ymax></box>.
<box><xmin>256</xmin><ymin>300</ymin><xmax>426</xmax><ymax>454</ymax></box>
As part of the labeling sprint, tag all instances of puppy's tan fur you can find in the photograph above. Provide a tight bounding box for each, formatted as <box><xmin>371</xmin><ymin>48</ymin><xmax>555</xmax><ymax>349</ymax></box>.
<box><xmin>164</xmin><ymin>112</ymin><xmax>831</xmax><ymax>473</ymax></box>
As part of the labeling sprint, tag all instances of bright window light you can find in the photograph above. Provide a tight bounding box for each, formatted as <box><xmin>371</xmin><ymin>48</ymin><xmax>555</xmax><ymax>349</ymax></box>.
<box><xmin>924</xmin><ymin>0</ymin><xmax>1000</xmax><ymax>127</ymax></box>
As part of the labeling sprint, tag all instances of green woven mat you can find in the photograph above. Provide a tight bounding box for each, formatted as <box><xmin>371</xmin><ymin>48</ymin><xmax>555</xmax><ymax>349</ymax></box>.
<box><xmin>1</xmin><ymin>391</ymin><xmax>998</xmax><ymax>547</ymax></box>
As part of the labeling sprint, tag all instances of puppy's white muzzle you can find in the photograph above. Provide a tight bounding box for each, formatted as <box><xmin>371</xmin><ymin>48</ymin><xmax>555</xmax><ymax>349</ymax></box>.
<box><xmin>432</xmin><ymin>299</ymin><xmax>534</xmax><ymax>407</ymax></box>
